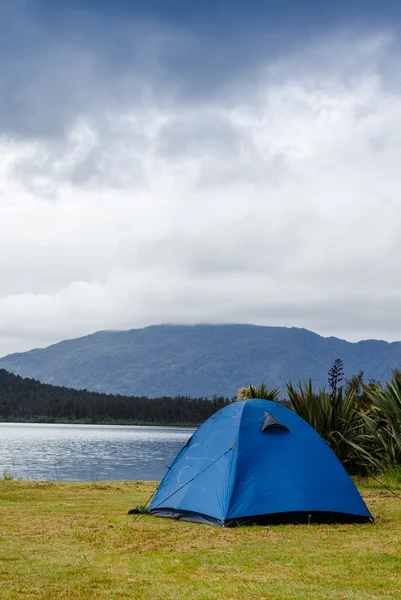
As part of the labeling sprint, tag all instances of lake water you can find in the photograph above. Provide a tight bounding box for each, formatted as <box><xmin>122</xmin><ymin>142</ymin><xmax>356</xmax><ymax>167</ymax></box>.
<box><xmin>0</xmin><ymin>423</ymin><xmax>195</xmax><ymax>481</ymax></box>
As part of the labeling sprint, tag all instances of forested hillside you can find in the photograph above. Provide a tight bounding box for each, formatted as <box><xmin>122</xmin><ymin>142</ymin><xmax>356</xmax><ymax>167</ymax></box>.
<box><xmin>1</xmin><ymin>324</ymin><xmax>401</xmax><ymax>398</ymax></box>
<box><xmin>0</xmin><ymin>369</ymin><xmax>229</xmax><ymax>425</ymax></box>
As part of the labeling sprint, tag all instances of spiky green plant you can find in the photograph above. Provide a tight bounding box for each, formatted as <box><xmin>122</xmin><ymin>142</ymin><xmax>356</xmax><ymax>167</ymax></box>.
<box><xmin>236</xmin><ymin>363</ymin><xmax>400</xmax><ymax>475</ymax></box>
<box><xmin>362</xmin><ymin>370</ymin><xmax>401</xmax><ymax>467</ymax></box>
<box><xmin>236</xmin><ymin>383</ymin><xmax>280</xmax><ymax>402</ymax></box>
<box><xmin>286</xmin><ymin>366</ymin><xmax>384</xmax><ymax>475</ymax></box>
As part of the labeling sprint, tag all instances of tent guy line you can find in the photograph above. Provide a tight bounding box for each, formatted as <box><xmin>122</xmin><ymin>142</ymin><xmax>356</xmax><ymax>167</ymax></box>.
<box><xmin>152</xmin><ymin>446</ymin><xmax>234</xmax><ymax>511</ymax></box>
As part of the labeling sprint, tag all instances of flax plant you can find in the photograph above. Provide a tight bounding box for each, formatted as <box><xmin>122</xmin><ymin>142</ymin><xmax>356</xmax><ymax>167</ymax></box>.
<box><xmin>362</xmin><ymin>370</ymin><xmax>401</xmax><ymax>467</ymax></box>
<box><xmin>235</xmin><ymin>383</ymin><xmax>280</xmax><ymax>402</ymax></box>
<box><xmin>286</xmin><ymin>363</ymin><xmax>384</xmax><ymax>475</ymax></box>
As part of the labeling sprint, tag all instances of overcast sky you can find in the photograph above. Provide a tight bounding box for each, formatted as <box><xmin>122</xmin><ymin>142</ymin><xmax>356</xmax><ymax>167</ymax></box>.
<box><xmin>2</xmin><ymin>1</ymin><xmax>401</xmax><ymax>356</ymax></box>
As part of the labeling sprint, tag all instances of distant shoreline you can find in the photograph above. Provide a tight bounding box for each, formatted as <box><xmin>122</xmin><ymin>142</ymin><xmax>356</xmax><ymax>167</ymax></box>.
<box><xmin>0</xmin><ymin>417</ymin><xmax>199</xmax><ymax>428</ymax></box>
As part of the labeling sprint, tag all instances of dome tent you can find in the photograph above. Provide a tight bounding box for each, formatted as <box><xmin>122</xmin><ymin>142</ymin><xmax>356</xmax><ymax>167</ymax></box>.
<box><xmin>148</xmin><ymin>399</ymin><xmax>372</xmax><ymax>526</ymax></box>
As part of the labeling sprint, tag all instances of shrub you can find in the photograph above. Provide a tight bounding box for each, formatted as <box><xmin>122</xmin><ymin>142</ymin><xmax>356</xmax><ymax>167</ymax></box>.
<box><xmin>238</xmin><ymin>361</ymin><xmax>401</xmax><ymax>475</ymax></box>
<box><xmin>235</xmin><ymin>383</ymin><xmax>280</xmax><ymax>402</ymax></box>
<box><xmin>362</xmin><ymin>370</ymin><xmax>401</xmax><ymax>468</ymax></box>
<box><xmin>286</xmin><ymin>377</ymin><xmax>383</xmax><ymax>474</ymax></box>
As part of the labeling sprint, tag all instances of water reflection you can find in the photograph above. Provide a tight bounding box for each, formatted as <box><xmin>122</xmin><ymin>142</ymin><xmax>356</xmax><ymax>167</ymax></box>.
<box><xmin>0</xmin><ymin>423</ymin><xmax>194</xmax><ymax>481</ymax></box>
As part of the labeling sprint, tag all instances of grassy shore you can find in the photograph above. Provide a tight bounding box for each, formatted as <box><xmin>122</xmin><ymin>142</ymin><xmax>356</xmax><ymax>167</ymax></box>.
<box><xmin>1</xmin><ymin>479</ymin><xmax>400</xmax><ymax>599</ymax></box>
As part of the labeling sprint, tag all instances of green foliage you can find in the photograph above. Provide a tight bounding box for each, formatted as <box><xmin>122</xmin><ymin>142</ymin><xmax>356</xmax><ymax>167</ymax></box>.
<box><xmin>362</xmin><ymin>369</ymin><xmax>401</xmax><ymax>467</ymax></box>
<box><xmin>236</xmin><ymin>383</ymin><xmax>280</xmax><ymax>402</ymax></box>
<box><xmin>0</xmin><ymin>369</ymin><xmax>230</xmax><ymax>426</ymax></box>
<box><xmin>249</xmin><ymin>383</ymin><xmax>280</xmax><ymax>401</ymax></box>
<box><xmin>285</xmin><ymin>378</ymin><xmax>383</xmax><ymax>475</ymax></box>
<box><xmin>284</xmin><ymin>359</ymin><xmax>400</xmax><ymax>475</ymax></box>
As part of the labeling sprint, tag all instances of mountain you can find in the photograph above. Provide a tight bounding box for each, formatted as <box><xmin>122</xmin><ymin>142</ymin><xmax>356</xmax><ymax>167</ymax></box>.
<box><xmin>0</xmin><ymin>324</ymin><xmax>400</xmax><ymax>398</ymax></box>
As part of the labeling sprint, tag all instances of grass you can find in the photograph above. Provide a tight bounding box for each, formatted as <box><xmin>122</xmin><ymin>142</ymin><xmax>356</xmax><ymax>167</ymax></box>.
<box><xmin>0</xmin><ymin>480</ymin><xmax>400</xmax><ymax>599</ymax></box>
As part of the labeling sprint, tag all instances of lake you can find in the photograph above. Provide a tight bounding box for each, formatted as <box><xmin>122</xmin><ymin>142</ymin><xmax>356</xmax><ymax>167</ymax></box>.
<box><xmin>0</xmin><ymin>422</ymin><xmax>195</xmax><ymax>481</ymax></box>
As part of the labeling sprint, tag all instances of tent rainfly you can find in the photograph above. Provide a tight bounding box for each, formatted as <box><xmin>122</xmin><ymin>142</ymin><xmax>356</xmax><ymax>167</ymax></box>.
<box><xmin>148</xmin><ymin>399</ymin><xmax>372</xmax><ymax>526</ymax></box>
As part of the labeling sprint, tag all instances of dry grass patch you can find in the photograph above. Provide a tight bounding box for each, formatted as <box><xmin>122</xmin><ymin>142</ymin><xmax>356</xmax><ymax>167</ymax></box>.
<box><xmin>0</xmin><ymin>480</ymin><xmax>400</xmax><ymax>599</ymax></box>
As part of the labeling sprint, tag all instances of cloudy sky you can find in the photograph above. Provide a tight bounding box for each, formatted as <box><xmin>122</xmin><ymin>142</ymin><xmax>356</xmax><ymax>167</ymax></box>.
<box><xmin>2</xmin><ymin>0</ymin><xmax>401</xmax><ymax>356</ymax></box>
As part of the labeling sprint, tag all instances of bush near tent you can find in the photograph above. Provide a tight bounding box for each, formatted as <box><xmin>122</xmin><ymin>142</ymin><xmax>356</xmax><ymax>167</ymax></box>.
<box><xmin>362</xmin><ymin>370</ymin><xmax>401</xmax><ymax>468</ymax></box>
<box><xmin>245</xmin><ymin>361</ymin><xmax>401</xmax><ymax>476</ymax></box>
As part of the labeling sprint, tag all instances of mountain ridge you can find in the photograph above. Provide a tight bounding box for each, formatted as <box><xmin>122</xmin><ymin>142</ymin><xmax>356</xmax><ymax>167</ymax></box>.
<box><xmin>1</xmin><ymin>324</ymin><xmax>400</xmax><ymax>398</ymax></box>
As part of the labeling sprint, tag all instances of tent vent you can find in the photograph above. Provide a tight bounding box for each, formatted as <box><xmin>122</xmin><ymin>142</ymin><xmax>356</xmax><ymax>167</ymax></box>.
<box><xmin>261</xmin><ymin>411</ymin><xmax>289</xmax><ymax>433</ymax></box>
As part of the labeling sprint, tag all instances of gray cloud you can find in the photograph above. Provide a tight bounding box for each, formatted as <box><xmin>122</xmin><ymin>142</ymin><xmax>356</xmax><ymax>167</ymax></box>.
<box><xmin>1</xmin><ymin>5</ymin><xmax>401</xmax><ymax>355</ymax></box>
<box><xmin>2</xmin><ymin>3</ymin><xmax>385</xmax><ymax>143</ymax></box>
<box><xmin>11</xmin><ymin>119</ymin><xmax>148</xmax><ymax>196</ymax></box>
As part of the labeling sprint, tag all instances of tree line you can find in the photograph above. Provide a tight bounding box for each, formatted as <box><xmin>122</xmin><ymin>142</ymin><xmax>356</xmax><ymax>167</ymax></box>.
<box><xmin>0</xmin><ymin>369</ymin><xmax>230</xmax><ymax>426</ymax></box>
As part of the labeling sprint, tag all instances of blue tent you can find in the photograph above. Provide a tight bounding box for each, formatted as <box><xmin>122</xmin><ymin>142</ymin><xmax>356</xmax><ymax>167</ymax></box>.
<box><xmin>148</xmin><ymin>399</ymin><xmax>372</xmax><ymax>526</ymax></box>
